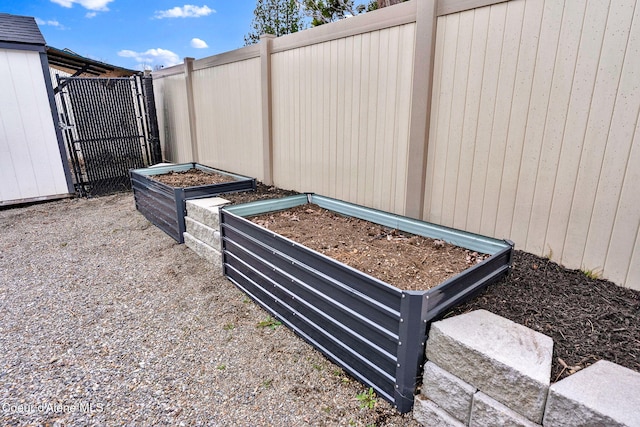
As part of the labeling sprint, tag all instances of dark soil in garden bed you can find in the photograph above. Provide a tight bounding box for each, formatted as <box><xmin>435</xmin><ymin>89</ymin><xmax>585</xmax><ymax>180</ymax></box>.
<box><xmin>250</xmin><ymin>204</ymin><xmax>488</xmax><ymax>291</ymax></box>
<box><xmin>152</xmin><ymin>168</ymin><xmax>236</xmax><ymax>187</ymax></box>
<box><xmin>449</xmin><ymin>251</ymin><xmax>640</xmax><ymax>382</ymax></box>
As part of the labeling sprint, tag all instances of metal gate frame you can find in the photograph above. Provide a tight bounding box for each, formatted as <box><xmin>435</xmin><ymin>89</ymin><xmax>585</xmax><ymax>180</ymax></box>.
<box><xmin>55</xmin><ymin>75</ymin><xmax>161</xmax><ymax>197</ymax></box>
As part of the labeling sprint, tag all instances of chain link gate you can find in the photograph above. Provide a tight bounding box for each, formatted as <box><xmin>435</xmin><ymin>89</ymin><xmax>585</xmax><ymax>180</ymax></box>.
<box><xmin>56</xmin><ymin>75</ymin><xmax>161</xmax><ymax>197</ymax></box>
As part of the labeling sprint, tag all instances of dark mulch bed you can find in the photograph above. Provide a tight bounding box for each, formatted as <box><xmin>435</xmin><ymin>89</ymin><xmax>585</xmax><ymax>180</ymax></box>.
<box><xmin>221</xmin><ymin>182</ymin><xmax>299</xmax><ymax>204</ymax></box>
<box><xmin>449</xmin><ymin>251</ymin><xmax>640</xmax><ymax>382</ymax></box>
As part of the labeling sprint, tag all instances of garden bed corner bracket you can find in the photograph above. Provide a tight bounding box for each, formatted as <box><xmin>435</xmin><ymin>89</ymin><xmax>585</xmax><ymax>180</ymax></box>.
<box><xmin>394</xmin><ymin>291</ymin><xmax>429</xmax><ymax>413</ymax></box>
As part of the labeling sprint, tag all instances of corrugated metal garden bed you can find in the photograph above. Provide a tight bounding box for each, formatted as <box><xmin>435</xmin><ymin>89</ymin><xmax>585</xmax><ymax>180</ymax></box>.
<box><xmin>220</xmin><ymin>194</ymin><xmax>514</xmax><ymax>413</ymax></box>
<box><xmin>130</xmin><ymin>163</ymin><xmax>255</xmax><ymax>243</ymax></box>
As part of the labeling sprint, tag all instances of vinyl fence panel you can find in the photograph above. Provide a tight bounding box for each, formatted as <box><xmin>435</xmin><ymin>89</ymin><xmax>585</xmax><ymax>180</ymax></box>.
<box><xmin>426</xmin><ymin>0</ymin><xmax>640</xmax><ymax>289</ymax></box>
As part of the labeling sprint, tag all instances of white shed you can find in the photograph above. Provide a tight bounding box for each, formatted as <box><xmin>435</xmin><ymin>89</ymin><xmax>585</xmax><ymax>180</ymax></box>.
<box><xmin>0</xmin><ymin>13</ymin><xmax>73</xmax><ymax>206</ymax></box>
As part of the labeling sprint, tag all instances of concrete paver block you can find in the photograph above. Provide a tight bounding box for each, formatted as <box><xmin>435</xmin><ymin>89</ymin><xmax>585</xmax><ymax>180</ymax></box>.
<box><xmin>185</xmin><ymin>217</ymin><xmax>221</xmax><ymax>250</ymax></box>
<box><xmin>470</xmin><ymin>391</ymin><xmax>541</xmax><ymax>427</ymax></box>
<box><xmin>422</xmin><ymin>361</ymin><xmax>476</xmax><ymax>424</ymax></box>
<box><xmin>184</xmin><ymin>232</ymin><xmax>223</xmax><ymax>275</ymax></box>
<box><xmin>543</xmin><ymin>360</ymin><xmax>640</xmax><ymax>427</ymax></box>
<box><xmin>185</xmin><ymin>197</ymin><xmax>230</xmax><ymax>227</ymax></box>
<box><xmin>413</xmin><ymin>395</ymin><xmax>466</xmax><ymax>427</ymax></box>
<box><xmin>425</xmin><ymin>310</ymin><xmax>553</xmax><ymax>423</ymax></box>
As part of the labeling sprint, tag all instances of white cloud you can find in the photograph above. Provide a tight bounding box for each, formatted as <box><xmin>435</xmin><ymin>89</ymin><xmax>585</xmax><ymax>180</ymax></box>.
<box><xmin>154</xmin><ymin>5</ymin><xmax>215</xmax><ymax>19</ymax></box>
<box><xmin>118</xmin><ymin>48</ymin><xmax>181</xmax><ymax>69</ymax></box>
<box><xmin>190</xmin><ymin>38</ymin><xmax>208</xmax><ymax>48</ymax></box>
<box><xmin>50</xmin><ymin>0</ymin><xmax>113</xmax><ymax>11</ymax></box>
<box><xmin>85</xmin><ymin>12</ymin><xmax>97</xmax><ymax>18</ymax></box>
<box><xmin>35</xmin><ymin>17</ymin><xmax>67</xmax><ymax>29</ymax></box>
<box><xmin>50</xmin><ymin>0</ymin><xmax>73</xmax><ymax>7</ymax></box>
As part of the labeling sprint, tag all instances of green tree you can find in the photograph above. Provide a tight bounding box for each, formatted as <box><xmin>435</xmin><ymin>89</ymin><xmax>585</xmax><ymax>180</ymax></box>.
<box><xmin>301</xmin><ymin>0</ymin><xmax>366</xmax><ymax>26</ymax></box>
<box><xmin>376</xmin><ymin>0</ymin><xmax>407</xmax><ymax>8</ymax></box>
<box><xmin>245</xmin><ymin>0</ymin><xmax>305</xmax><ymax>45</ymax></box>
<box><xmin>301</xmin><ymin>0</ymin><xmax>407</xmax><ymax>26</ymax></box>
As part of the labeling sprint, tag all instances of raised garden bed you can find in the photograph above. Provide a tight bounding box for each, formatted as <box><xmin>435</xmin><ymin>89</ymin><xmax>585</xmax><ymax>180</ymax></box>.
<box><xmin>130</xmin><ymin>163</ymin><xmax>255</xmax><ymax>243</ymax></box>
<box><xmin>220</xmin><ymin>194</ymin><xmax>514</xmax><ymax>413</ymax></box>
<box><xmin>249</xmin><ymin>204</ymin><xmax>491</xmax><ymax>291</ymax></box>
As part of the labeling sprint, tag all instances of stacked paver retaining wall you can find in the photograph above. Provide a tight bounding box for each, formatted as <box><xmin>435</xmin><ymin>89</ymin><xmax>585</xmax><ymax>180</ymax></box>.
<box><xmin>183</xmin><ymin>197</ymin><xmax>229</xmax><ymax>276</ymax></box>
<box><xmin>415</xmin><ymin>310</ymin><xmax>640</xmax><ymax>427</ymax></box>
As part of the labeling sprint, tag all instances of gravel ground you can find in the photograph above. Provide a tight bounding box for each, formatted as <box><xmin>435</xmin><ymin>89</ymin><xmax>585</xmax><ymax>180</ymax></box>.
<box><xmin>0</xmin><ymin>193</ymin><xmax>418</xmax><ymax>426</ymax></box>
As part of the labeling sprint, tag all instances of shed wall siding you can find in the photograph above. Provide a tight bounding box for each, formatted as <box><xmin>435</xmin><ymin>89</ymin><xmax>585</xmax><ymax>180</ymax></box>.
<box><xmin>0</xmin><ymin>48</ymin><xmax>69</xmax><ymax>202</ymax></box>
<box><xmin>425</xmin><ymin>0</ymin><xmax>640</xmax><ymax>288</ymax></box>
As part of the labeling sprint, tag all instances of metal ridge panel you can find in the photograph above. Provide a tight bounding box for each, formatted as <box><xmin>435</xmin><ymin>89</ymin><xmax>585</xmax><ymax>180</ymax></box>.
<box><xmin>309</xmin><ymin>194</ymin><xmax>509</xmax><ymax>255</ymax></box>
<box><xmin>221</xmin><ymin>210</ymin><xmax>404</xmax><ymax>306</ymax></box>
<box><xmin>225</xmin><ymin>251</ymin><xmax>398</xmax><ymax>376</ymax></box>
<box><xmin>131</xmin><ymin>162</ymin><xmax>195</xmax><ymax>176</ymax></box>
<box><xmin>222</xmin><ymin>219</ymin><xmax>403</xmax><ymax>327</ymax></box>
<box><xmin>224</xmin><ymin>194</ymin><xmax>309</xmax><ymax>217</ymax></box>
<box><xmin>224</xmin><ymin>247</ymin><xmax>400</xmax><ymax>359</ymax></box>
<box><xmin>225</xmin><ymin>268</ymin><xmax>398</xmax><ymax>402</ymax></box>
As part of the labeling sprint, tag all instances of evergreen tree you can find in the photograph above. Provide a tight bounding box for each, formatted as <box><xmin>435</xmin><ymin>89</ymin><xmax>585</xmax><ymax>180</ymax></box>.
<box><xmin>245</xmin><ymin>0</ymin><xmax>305</xmax><ymax>45</ymax></box>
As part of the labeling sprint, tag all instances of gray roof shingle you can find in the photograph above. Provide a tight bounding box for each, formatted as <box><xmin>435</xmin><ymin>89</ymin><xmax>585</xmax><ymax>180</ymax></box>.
<box><xmin>0</xmin><ymin>14</ymin><xmax>46</xmax><ymax>46</ymax></box>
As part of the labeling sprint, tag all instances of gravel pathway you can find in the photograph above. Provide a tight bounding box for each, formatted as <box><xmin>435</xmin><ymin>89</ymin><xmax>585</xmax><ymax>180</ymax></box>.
<box><xmin>0</xmin><ymin>194</ymin><xmax>418</xmax><ymax>426</ymax></box>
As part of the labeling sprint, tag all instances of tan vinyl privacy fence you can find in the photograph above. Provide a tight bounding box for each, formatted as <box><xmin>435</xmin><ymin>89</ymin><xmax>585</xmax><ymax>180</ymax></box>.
<box><xmin>152</xmin><ymin>0</ymin><xmax>640</xmax><ymax>290</ymax></box>
<box><xmin>426</xmin><ymin>0</ymin><xmax>640</xmax><ymax>288</ymax></box>
<box><xmin>153</xmin><ymin>68</ymin><xmax>192</xmax><ymax>163</ymax></box>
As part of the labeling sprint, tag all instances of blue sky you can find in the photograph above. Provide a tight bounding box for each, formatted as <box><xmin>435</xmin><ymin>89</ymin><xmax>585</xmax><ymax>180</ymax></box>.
<box><xmin>2</xmin><ymin>0</ymin><xmax>278</xmax><ymax>71</ymax></box>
